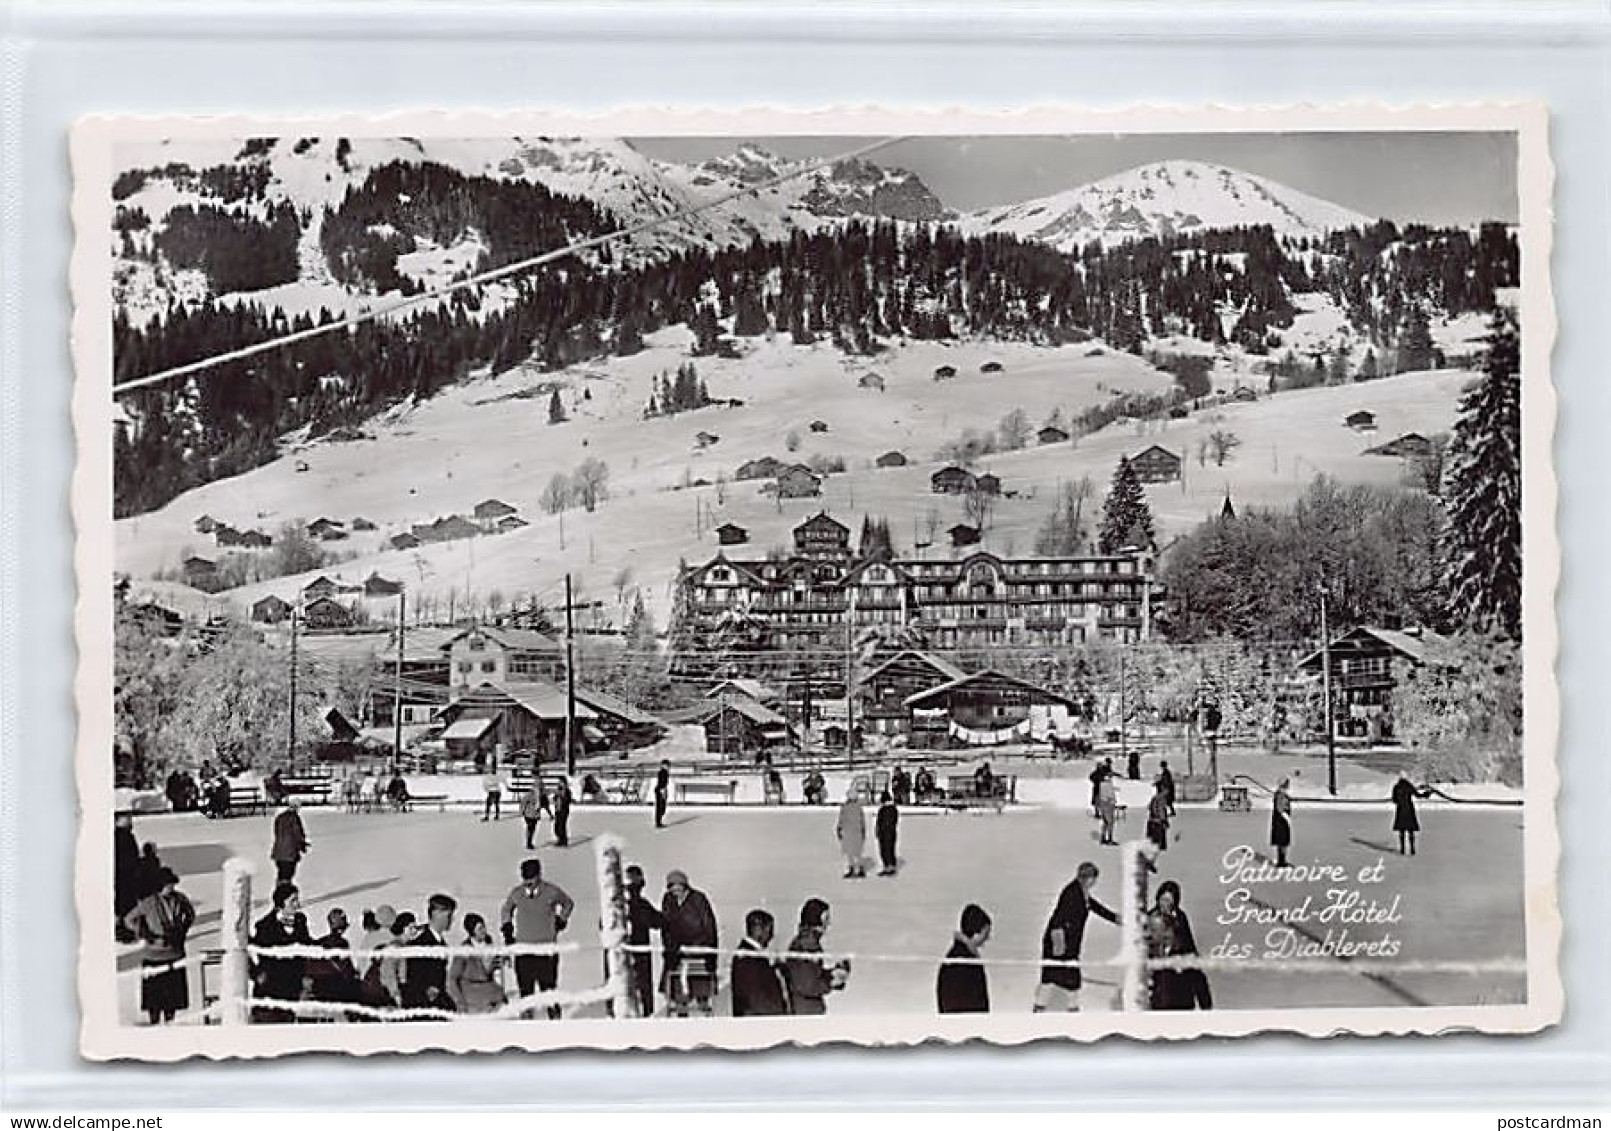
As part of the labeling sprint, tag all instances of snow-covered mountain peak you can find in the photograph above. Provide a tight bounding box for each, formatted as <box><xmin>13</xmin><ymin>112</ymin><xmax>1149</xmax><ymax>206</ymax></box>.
<box><xmin>966</xmin><ymin>160</ymin><xmax>1373</xmax><ymax>252</ymax></box>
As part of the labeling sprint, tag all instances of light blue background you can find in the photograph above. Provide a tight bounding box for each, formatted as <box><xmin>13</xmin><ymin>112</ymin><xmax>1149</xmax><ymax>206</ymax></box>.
<box><xmin>3</xmin><ymin>0</ymin><xmax>1609</xmax><ymax>1110</ymax></box>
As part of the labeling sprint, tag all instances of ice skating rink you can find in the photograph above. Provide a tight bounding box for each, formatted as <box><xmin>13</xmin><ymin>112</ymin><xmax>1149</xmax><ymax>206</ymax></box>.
<box><xmin>118</xmin><ymin>799</ymin><xmax>1527</xmax><ymax>1021</ymax></box>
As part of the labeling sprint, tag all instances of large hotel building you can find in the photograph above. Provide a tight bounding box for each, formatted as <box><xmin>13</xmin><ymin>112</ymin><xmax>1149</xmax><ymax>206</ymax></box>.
<box><xmin>679</xmin><ymin>512</ymin><xmax>1156</xmax><ymax>652</ymax></box>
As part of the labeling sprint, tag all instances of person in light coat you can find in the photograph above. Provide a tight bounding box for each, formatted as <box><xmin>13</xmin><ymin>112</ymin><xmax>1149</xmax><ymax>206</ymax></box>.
<box><xmin>836</xmin><ymin>792</ymin><xmax>867</xmax><ymax>879</ymax></box>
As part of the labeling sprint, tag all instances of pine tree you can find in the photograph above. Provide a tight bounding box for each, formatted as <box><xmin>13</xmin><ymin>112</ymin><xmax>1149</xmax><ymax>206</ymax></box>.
<box><xmin>1098</xmin><ymin>458</ymin><xmax>1155</xmax><ymax>554</ymax></box>
<box><xmin>1398</xmin><ymin>307</ymin><xmax>1437</xmax><ymax>373</ymax></box>
<box><xmin>1443</xmin><ymin>309</ymin><xmax>1521</xmax><ymax>639</ymax></box>
<box><xmin>1357</xmin><ymin>348</ymin><xmax>1379</xmax><ymax>382</ymax></box>
<box><xmin>547</xmin><ymin>388</ymin><xmax>567</xmax><ymax>425</ymax></box>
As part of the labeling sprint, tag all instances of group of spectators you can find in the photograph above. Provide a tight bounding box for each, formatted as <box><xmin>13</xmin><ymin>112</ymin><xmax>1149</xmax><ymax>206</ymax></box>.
<box><xmin>247</xmin><ymin>857</ymin><xmax>577</xmax><ymax>1022</ymax></box>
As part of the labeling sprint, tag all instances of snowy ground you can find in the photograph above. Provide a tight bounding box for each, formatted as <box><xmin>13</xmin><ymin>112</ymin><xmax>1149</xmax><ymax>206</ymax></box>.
<box><xmin>117</xmin><ymin>797</ymin><xmax>1525</xmax><ymax>1025</ymax></box>
<box><xmin>115</xmin><ymin>323</ymin><xmax>1470</xmax><ymax>630</ymax></box>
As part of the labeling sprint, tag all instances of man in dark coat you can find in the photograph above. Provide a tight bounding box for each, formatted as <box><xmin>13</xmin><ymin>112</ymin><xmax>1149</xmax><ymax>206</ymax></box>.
<box><xmin>270</xmin><ymin>797</ymin><xmax>309</xmax><ymax>884</ymax></box>
<box><xmin>1156</xmin><ymin>761</ymin><xmax>1177</xmax><ymax>818</ymax></box>
<box><xmin>250</xmin><ymin>883</ymin><xmax>314</xmax><ymax>1022</ymax></box>
<box><xmin>660</xmin><ymin>869</ymin><xmax>718</xmax><ymax>1016</ymax></box>
<box><xmin>936</xmin><ymin>903</ymin><xmax>993</xmax><ymax>1014</ymax></box>
<box><xmin>890</xmin><ymin>766</ymin><xmax>913</xmax><ymax>806</ymax></box>
<box><xmin>403</xmin><ymin>893</ymin><xmax>457</xmax><ymax>1015</ymax></box>
<box><xmin>1035</xmin><ymin>862</ymin><xmax>1118</xmax><ymax>1012</ymax></box>
<box><xmin>552</xmin><ymin>778</ymin><xmax>573</xmax><ymax>847</ymax></box>
<box><xmin>654</xmin><ymin>761</ymin><xmax>671</xmax><ymax>829</ymax></box>
<box><xmin>307</xmin><ymin>907</ymin><xmax>361</xmax><ymax>1010</ymax></box>
<box><xmin>1391</xmin><ymin>772</ymin><xmax>1428</xmax><ymax>855</ymax></box>
<box><xmin>619</xmin><ymin>864</ymin><xmax>663</xmax><ymax>1017</ymax></box>
<box><xmin>875</xmin><ymin>791</ymin><xmax>900</xmax><ymax>876</ymax></box>
<box><xmin>731</xmin><ymin>908</ymin><xmax>789</xmax><ymax>1017</ymax></box>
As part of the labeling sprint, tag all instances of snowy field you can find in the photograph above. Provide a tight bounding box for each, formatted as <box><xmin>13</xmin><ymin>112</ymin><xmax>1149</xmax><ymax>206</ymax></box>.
<box><xmin>114</xmin><ymin>323</ymin><xmax>1471</xmax><ymax>629</ymax></box>
<box><xmin>117</xmin><ymin>799</ymin><xmax>1526</xmax><ymax>1024</ymax></box>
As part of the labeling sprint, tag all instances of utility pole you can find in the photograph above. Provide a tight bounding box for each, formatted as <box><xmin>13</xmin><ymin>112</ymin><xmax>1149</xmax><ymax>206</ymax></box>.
<box><xmin>845</xmin><ymin>586</ymin><xmax>858</xmax><ymax>762</ymax></box>
<box><xmin>1118</xmin><ymin>646</ymin><xmax>1127</xmax><ymax>765</ymax></box>
<box><xmin>564</xmin><ymin>573</ymin><xmax>578</xmax><ymax>777</ymax></box>
<box><xmin>1320</xmin><ymin>582</ymin><xmax>1337</xmax><ymax>796</ymax></box>
<box><xmin>287</xmin><ymin>604</ymin><xmax>299</xmax><ymax>766</ymax></box>
<box><xmin>392</xmin><ymin>589</ymin><xmax>405</xmax><ymax>775</ymax></box>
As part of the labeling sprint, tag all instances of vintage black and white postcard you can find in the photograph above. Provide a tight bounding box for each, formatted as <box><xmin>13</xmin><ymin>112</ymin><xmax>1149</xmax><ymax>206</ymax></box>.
<box><xmin>71</xmin><ymin>105</ymin><xmax>1559</xmax><ymax>1060</ymax></box>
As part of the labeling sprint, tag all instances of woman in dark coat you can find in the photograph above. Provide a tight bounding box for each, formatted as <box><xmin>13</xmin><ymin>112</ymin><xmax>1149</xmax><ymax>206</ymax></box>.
<box><xmin>660</xmin><ymin>870</ymin><xmax>718</xmax><ymax>1016</ymax></box>
<box><xmin>1270</xmin><ymin>778</ymin><xmax>1293</xmax><ymax>867</ymax></box>
<box><xmin>114</xmin><ymin>815</ymin><xmax>141</xmax><ymax>932</ymax></box>
<box><xmin>1391</xmin><ymin>773</ymin><xmax>1429</xmax><ymax>855</ymax></box>
<box><xmin>1145</xmin><ymin>781</ymin><xmax>1171</xmax><ymax>852</ymax></box>
<box><xmin>122</xmin><ymin>867</ymin><xmax>196</xmax><ymax>1023</ymax></box>
<box><xmin>936</xmin><ymin>904</ymin><xmax>992</xmax><ymax>1014</ymax></box>
<box><xmin>552</xmin><ymin>778</ymin><xmax>573</xmax><ymax>847</ymax></box>
<box><xmin>1145</xmin><ymin>880</ymin><xmax>1211</xmax><ymax>1011</ymax></box>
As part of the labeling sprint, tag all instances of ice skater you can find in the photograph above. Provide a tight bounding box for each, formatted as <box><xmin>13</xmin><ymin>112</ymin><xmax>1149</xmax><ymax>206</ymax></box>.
<box><xmin>654</xmin><ymin>760</ymin><xmax>671</xmax><ymax>829</ymax></box>
<box><xmin>520</xmin><ymin>780</ymin><xmax>550</xmax><ymax>851</ymax></box>
<box><xmin>1095</xmin><ymin>771</ymin><xmax>1119</xmax><ymax>845</ymax></box>
<box><xmin>1145</xmin><ymin>778</ymin><xmax>1171</xmax><ymax>852</ymax></box>
<box><xmin>875</xmin><ymin>791</ymin><xmax>899</xmax><ymax>876</ymax></box>
<box><xmin>836</xmin><ymin>790</ymin><xmax>867</xmax><ymax>878</ymax></box>
<box><xmin>1391</xmin><ymin>772</ymin><xmax>1430</xmax><ymax>855</ymax></box>
<box><xmin>936</xmin><ymin>903</ymin><xmax>993</xmax><ymax>1014</ymax></box>
<box><xmin>1270</xmin><ymin>777</ymin><xmax>1293</xmax><ymax>867</ymax></box>
<box><xmin>1034</xmin><ymin>862</ymin><xmax>1118</xmax><ymax>1012</ymax></box>
<box><xmin>270</xmin><ymin>796</ymin><xmax>309</xmax><ymax>884</ymax></box>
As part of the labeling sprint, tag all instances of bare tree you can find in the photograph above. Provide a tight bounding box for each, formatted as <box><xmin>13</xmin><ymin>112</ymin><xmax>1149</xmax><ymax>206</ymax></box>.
<box><xmin>1207</xmin><ymin>430</ymin><xmax>1243</xmax><ymax>467</ymax></box>
<box><xmin>573</xmin><ymin>457</ymin><xmax>611</xmax><ymax>512</ymax></box>
<box><xmin>963</xmin><ymin>484</ymin><xmax>997</xmax><ymax>532</ymax></box>
<box><xmin>541</xmin><ymin>472</ymin><xmax>573</xmax><ymax>515</ymax></box>
<box><xmin>997</xmin><ymin>407</ymin><xmax>1031</xmax><ymax>451</ymax></box>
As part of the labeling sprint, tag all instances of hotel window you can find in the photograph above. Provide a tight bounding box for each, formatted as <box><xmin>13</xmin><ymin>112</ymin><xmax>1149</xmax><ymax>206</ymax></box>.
<box><xmin>467</xmin><ymin>636</ymin><xmax>485</xmax><ymax>652</ymax></box>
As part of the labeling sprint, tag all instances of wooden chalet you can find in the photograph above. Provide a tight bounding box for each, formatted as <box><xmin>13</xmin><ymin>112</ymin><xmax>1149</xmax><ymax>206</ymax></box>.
<box><xmin>1366</xmin><ymin>433</ymin><xmax>1434</xmax><ymax>459</ymax></box>
<box><xmin>413</xmin><ymin>514</ymin><xmax>481</xmax><ymax>543</ymax></box>
<box><xmin>933</xmin><ymin>364</ymin><xmax>957</xmax><ymax>380</ymax></box>
<box><xmin>1129</xmin><ymin>445</ymin><xmax>1183</xmax><ymax>484</ymax></box>
<box><xmin>390</xmin><ymin>531</ymin><xmax>422</xmax><ymax>551</ymax></box>
<box><xmin>858</xmin><ymin>372</ymin><xmax>886</xmax><ymax>391</ymax></box>
<box><xmin>193</xmin><ymin>515</ymin><xmax>217</xmax><ymax>534</ymax></box>
<box><xmin>808</xmin><ymin>419</ymin><xmax>830</xmax><ymax>434</ymax></box>
<box><xmin>1038</xmin><ymin>425</ymin><xmax>1070</xmax><ymax>445</ymax></box>
<box><xmin>903</xmin><ymin>669</ymin><xmax>1077</xmax><ymax>749</ymax></box>
<box><xmin>435</xmin><ymin>681</ymin><xmax>599</xmax><ymax>764</ymax></box>
<box><xmin>302</xmin><ymin>596</ymin><xmax>355</xmax><ymax>631</ymax></box>
<box><xmin>1296</xmin><ymin>625</ymin><xmax>1450</xmax><ymax>742</ymax></box>
<box><xmin>497</xmin><ymin>515</ymin><xmax>529</xmax><ymax>533</ymax></box>
<box><xmin>213</xmin><ymin>525</ymin><xmax>246</xmax><ymax>548</ymax></box>
<box><xmin>695</xmin><ymin>431</ymin><xmax>721</xmax><ymax>448</ymax></box>
<box><xmin>736</xmin><ymin>456</ymin><xmax>785</xmax><ymax>481</ymax></box>
<box><xmin>980</xmin><ymin>361</ymin><xmax>1004</xmax><ymax>373</ymax></box>
<box><xmin>716</xmin><ymin>522</ymin><xmax>749</xmax><ymax>546</ymax></box>
<box><xmin>976</xmin><ymin>473</ymin><xmax>1002</xmax><ymax>496</ymax></box>
<box><xmin>1345</xmin><ymin>410</ymin><xmax>1378</xmax><ymax>432</ymax></box>
<box><xmin>251</xmin><ymin>594</ymin><xmax>293</xmax><ymax>624</ymax></box>
<box><xmin>446</xmin><ymin>625</ymin><xmax>566</xmax><ymax>689</ymax></box>
<box><xmin>694</xmin><ymin>696</ymin><xmax>796</xmax><ymax>758</ymax></box>
<box><xmin>875</xmin><ymin>450</ymin><xmax>907</xmax><ymax>468</ymax></box>
<box><xmin>794</xmin><ymin>512</ymin><xmax>851</xmax><ymax>560</ymax></box>
<box><xmin>931</xmin><ymin>466</ymin><xmax>976</xmax><ymax>495</ymax></box>
<box><xmin>858</xmin><ymin>651</ymin><xmax>968</xmax><ymax>738</ymax></box>
<box><xmin>239</xmin><ymin>529</ymin><xmax>273</xmax><ymax>549</ymax></box>
<box><xmin>776</xmin><ymin>465</ymin><xmax>822</xmax><ymax>499</ymax></box>
<box><xmin>307</xmin><ymin>517</ymin><xmax>346</xmax><ymax>539</ymax></box>
<box><xmin>181</xmin><ymin>556</ymin><xmax>217</xmax><ymax>587</ymax></box>
<box><xmin>303</xmin><ymin>575</ymin><xmax>342</xmax><ymax>600</ymax></box>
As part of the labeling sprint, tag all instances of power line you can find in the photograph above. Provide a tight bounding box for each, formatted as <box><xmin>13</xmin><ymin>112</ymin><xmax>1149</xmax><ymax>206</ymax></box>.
<box><xmin>111</xmin><ymin>135</ymin><xmax>910</xmax><ymax>397</ymax></box>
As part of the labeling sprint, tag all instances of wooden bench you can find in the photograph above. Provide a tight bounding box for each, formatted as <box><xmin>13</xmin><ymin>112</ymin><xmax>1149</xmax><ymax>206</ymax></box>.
<box><xmin>393</xmin><ymin>792</ymin><xmax>450</xmax><ymax>813</ymax></box>
<box><xmin>225</xmin><ymin>787</ymin><xmax>263</xmax><ymax>816</ymax></box>
<box><xmin>280</xmin><ymin>777</ymin><xmax>334</xmax><ymax>805</ymax></box>
<box><xmin>676</xmin><ymin>779</ymin><xmax>739</xmax><ymax>805</ymax></box>
<box><xmin>942</xmin><ymin>774</ymin><xmax>1017</xmax><ymax>809</ymax></box>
